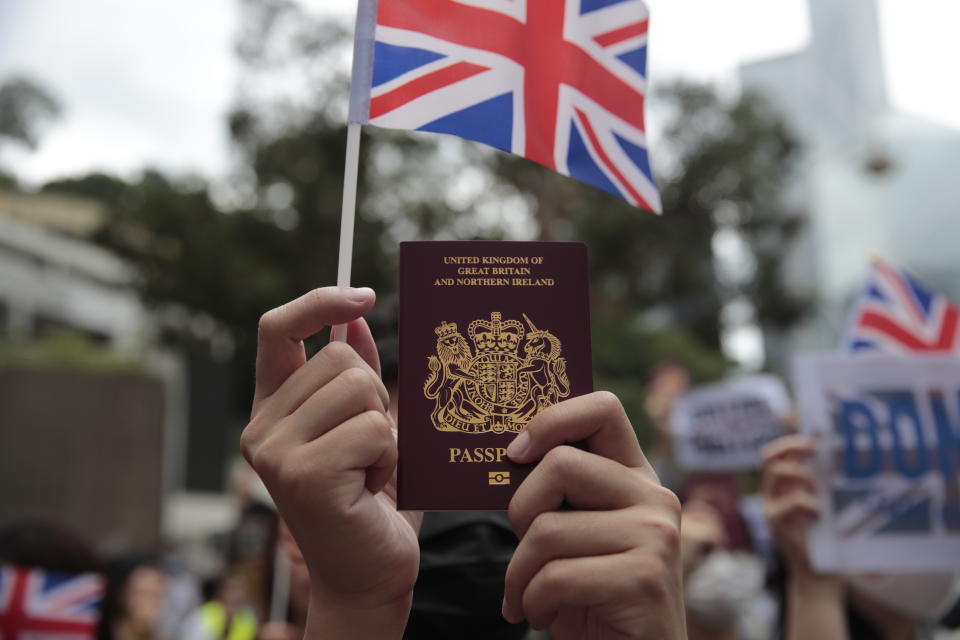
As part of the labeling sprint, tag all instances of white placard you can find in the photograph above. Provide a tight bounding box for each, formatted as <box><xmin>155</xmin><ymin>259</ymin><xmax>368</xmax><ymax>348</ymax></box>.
<box><xmin>670</xmin><ymin>374</ymin><xmax>792</xmax><ymax>470</ymax></box>
<box><xmin>793</xmin><ymin>354</ymin><xmax>960</xmax><ymax>572</ymax></box>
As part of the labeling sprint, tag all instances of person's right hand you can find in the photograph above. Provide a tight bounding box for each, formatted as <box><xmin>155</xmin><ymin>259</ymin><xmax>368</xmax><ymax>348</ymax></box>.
<box><xmin>240</xmin><ymin>287</ymin><xmax>422</xmax><ymax>639</ymax></box>
<box><xmin>760</xmin><ymin>434</ymin><xmax>820</xmax><ymax>573</ymax></box>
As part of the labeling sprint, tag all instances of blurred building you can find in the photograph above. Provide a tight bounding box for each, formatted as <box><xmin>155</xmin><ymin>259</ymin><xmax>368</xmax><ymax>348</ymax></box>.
<box><xmin>0</xmin><ymin>189</ymin><xmax>146</xmax><ymax>349</ymax></box>
<box><xmin>740</xmin><ymin>0</ymin><xmax>960</xmax><ymax>367</ymax></box>
<box><xmin>0</xmin><ymin>189</ymin><xmax>199</xmax><ymax>549</ymax></box>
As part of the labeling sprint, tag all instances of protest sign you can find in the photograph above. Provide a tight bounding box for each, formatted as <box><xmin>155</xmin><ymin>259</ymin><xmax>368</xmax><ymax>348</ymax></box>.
<box><xmin>794</xmin><ymin>354</ymin><xmax>960</xmax><ymax>572</ymax></box>
<box><xmin>670</xmin><ymin>375</ymin><xmax>791</xmax><ymax>470</ymax></box>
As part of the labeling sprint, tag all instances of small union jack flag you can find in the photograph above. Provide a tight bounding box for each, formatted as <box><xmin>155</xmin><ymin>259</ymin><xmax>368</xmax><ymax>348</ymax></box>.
<box><xmin>0</xmin><ymin>566</ymin><xmax>104</xmax><ymax>639</ymax></box>
<box><xmin>350</xmin><ymin>0</ymin><xmax>660</xmax><ymax>212</ymax></box>
<box><xmin>842</xmin><ymin>258</ymin><xmax>960</xmax><ymax>354</ymax></box>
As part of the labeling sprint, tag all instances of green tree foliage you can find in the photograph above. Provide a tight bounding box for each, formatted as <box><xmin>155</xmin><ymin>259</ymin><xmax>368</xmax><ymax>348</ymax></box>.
<box><xmin>0</xmin><ymin>331</ymin><xmax>138</xmax><ymax>374</ymax></box>
<box><xmin>43</xmin><ymin>131</ymin><xmax>396</xmax><ymax>413</ymax></box>
<box><xmin>0</xmin><ymin>76</ymin><xmax>61</xmax><ymax>183</ymax></box>
<box><xmin>39</xmin><ymin>3</ymin><xmax>469</xmax><ymax>412</ymax></box>
<box><xmin>485</xmin><ymin>81</ymin><xmax>806</xmax><ymax>346</ymax></box>
<box><xmin>476</xmin><ymin>81</ymin><xmax>805</xmax><ymax>438</ymax></box>
<box><xmin>657</xmin><ymin>82</ymin><xmax>809</xmax><ymax>334</ymax></box>
<box><xmin>38</xmin><ymin>7</ymin><xmax>805</xmax><ymax>434</ymax></box>
<box><xmin>592</xmin><ymin>316</ymin><xmax>727</xmax><ymax>445</ymax></box>
<box><xmin>0</xmin><ymin>77</ymin><xmax>61</xmax><ymax>150</ymax></box>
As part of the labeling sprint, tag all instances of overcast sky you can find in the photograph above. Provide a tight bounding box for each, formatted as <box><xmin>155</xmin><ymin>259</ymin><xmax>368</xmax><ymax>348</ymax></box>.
<box><xmin>1</xmin><ymin>0</ymin><xmax>958</xmax><ymax>187</ymax></box>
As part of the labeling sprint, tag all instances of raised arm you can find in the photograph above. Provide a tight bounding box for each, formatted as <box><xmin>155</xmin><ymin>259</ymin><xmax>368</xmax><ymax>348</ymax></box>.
<box><xmin>503</xmin><ymin>392</ymin><xmax>688</xmax><ymax>640</ymax></box>
<box><xmin>241</xmin><ymin>287</ymin><xmax>422</xmax><ymax>640</ymax></box>
<box><xmin>761</xmin><ymin>434</ymin><xmax>847</xmax><ymax>640</ymax></box>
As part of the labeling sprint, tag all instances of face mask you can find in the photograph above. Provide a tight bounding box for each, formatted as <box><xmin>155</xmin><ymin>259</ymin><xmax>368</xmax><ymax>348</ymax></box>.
<box><xmin>847</xmin><ymin>572</ymin><xmax>960</xmax><ymax>622</ymax></box>
<box><xmin>684</xmin><ymin>551</ymin><xmax>765</xmax><ymax>629</ymax></box>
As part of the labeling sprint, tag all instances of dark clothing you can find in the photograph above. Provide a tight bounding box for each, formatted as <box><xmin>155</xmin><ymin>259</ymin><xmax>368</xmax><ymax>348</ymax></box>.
<box><xmin>405</xmin><ymin>512</ymin><xmax>528</xmax><ymax>640</ymax></box>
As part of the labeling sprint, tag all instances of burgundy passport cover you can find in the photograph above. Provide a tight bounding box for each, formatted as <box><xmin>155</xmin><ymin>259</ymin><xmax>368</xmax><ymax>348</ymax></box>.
<box><xmin>398</xmin><ymin>241</ymin><xmax>593</xmax><ymax>510</ymax></box>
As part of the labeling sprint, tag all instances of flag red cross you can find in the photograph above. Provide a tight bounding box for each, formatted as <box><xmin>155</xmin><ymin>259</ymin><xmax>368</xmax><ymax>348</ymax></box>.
<box><xmin>376</xmin><ymin>0</ymin><xmax>647</xmax><ymax>171</ymax></box>
<box><xmin>859</xmin><ymin>307</ymin><xmax>960</xmax><ymax>351</ymax></box>
<box><xmin>859</xmin><ymin>260</ymin><xmax>960</xmax><ymax>351</ymax></box>
<box><xmin>0</xmin><ymin>569</ymin><xmax>99</xmax><ymax>638</ymax></box>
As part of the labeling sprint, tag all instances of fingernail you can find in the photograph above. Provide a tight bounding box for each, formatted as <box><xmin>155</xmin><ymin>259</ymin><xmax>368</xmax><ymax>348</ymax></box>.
<box><xmin>347</xmin><ymin>287</ymin><xmax>374</xmax><ymax>302</ymax></box>
<box><xmin>506</xmin><ymin>430</ymin><xmax>530</xmax><ymax>461</ymax></box>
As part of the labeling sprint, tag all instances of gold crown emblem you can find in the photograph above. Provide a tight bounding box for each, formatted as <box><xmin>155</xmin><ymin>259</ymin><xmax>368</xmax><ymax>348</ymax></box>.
<box><xmin>435</xmin><ymin>321</ymin><xmax>459</xmax><ymax>340</ymax></box>
<box><xmin>468</xmin><ymin>312</ymin><xmax>524</xmax><ymax>354</ymax></box>
<box><xmin>425</xmin><ymin>311</ymin><xmax>570</xmax><ymax>436</ymax></box>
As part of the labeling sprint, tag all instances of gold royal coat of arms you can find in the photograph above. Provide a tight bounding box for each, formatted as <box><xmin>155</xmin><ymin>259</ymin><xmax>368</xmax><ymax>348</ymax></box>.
<box><xmin>423</xmin><ymin>312</ymin><xmax>570</xmax><ymax>434</ymax></box>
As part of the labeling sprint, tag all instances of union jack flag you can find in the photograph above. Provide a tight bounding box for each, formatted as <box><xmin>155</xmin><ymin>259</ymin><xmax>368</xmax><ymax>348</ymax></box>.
<box><xmin>350</xmin><ymin>0</ymin><xmax>661</xmax><ymax>212</ymax></box>
<box><xmin>0</xmin><ymin>566</ymin><xmax>104</xmax><ymax>639</ymax></box>
<box><xmin>842</xmin><ymin>258</ymin><xmax>960</xmax><ymax>354</ymax></box>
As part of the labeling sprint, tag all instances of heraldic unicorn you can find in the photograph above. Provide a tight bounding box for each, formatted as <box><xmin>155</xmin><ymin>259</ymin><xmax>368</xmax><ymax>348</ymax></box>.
<box><xmin>423</xmin><ymin>311</ymin><xmax>570</xmax><ymax>434</ymax></box>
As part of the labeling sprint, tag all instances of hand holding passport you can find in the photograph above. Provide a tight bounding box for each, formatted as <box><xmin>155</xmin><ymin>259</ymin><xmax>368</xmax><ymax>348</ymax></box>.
<box><xmin>242</xmin><ymin>287</ymin><xmax>421</xmax><ymax>636</ymax></box>
<box><xmin>398</xmin><ymin>242</ymin><xmax>594</xmax><ymax>510</ymax></box>
<box><xmin>241</xmin><ymin>262</ymin><xmax>686</xmax><ymax>639</ymax></box>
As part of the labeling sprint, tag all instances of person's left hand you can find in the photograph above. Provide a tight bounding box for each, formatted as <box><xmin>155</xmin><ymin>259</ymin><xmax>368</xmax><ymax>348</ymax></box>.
<box><xmin>502</xmin><ymin>392</ymin><xmax>687</xmax><ymax>640</ymax></box>
<box><xmin>241</xmin><ymin>287</ymin><xmax>421</xmax><ymax>638</ymax></box>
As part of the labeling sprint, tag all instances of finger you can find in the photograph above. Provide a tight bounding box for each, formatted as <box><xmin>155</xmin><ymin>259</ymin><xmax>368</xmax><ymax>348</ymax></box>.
<box><xmin>506</xmin><ymin>391</ymin><xmax>653</xmax><ymax>477</ymax></box>
<box><xmin>259</xmin><ymin>340</ymin><xmax>388</xmax><ymax>422</ymax></box>
<box><xmin>255</xmin><ymin>286</ymin><xmax>375</xmax><ymax>402</ymax></box>
<box><xmin>508</xmin><ymin>446</ymin><xmax>667</xmax><ymax>538</ymax></box>
<box><xmin>277</xmin><ymin>366</ymin><xmax>388</xmax><ymax>446</ymax></box>
<box><xmin>245</xmin><ymin>342</ymin><xmax>388</xmax><ymax>451</ymax></box>
<box><xmin>517</xmin><ymin>552</ymin><xmax>673</xmax><ymax>630</ymax></box>
<box><xmin>344</xmin><ymin>317</ymin><xmax>382</xmax><ymax>377</ymax></box>
<box><xmin>761</xmin><ymin>434</ymin><xmax>817</xmax><ymax>465</ymax></box>
<box><xmin>762</xmin><ymin>460</ymin><xmax>819</xmax><ymax>498</ymax></box>
<box><xmin>765</xmin><ymin>491</ymin><xmax>821</xmax><ymax>524</ymax></box>
<box><xmin>310</xmin><ymin>409</ymin><xmax>397</xmax><ymax>497</ymax></box>
<box><xmin>503</xmin><ymin>508</ymin><xmax>652</xmax><ymax>623</ymax></box>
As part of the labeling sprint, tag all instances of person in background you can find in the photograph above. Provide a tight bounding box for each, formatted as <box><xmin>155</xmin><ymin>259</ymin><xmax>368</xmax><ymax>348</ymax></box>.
<box><xmin>98</xmin><ymin>555</ymin><xmax>169</xmax><ymax>640</ymax></box>
<box><xmin>179</xmin><ymin>497</ymin><xmax>275</xmax><ymax>640</ymax></box>
<box><xmin>256</xmin><ymin>523</ymin><xmax>312</xmax><ymax>640</ymax></box>
<box><xmin>680</xmin><ymin>477</ymin><xmax>771</xmax><ymax>640</ymax></box>
<box><xmin>241</xmin><ymin>286</ymin><xmax>688</xmax><ymax>639</ymax></box>
<box><xmin>227</xmin><ymin>501</ymin><xmax>278</xmax><ymax>623</ymax></box>
<box><xmin>0</xmin><ymin>518</ymin><xmax>102</xmax><ymax>575</ymax></box>
<box><xmin>154</xmin><ymin>537</ymin><xmax>204</xmax><ymax>640</ymax></box>
<box><xmin>643</xmin><ymin>360</ymin><xmax>691</xmax><ymax>492</ymax></box>
<box><xmin>181</xmin><ymin>571</ymin><xmax>259</xmax><ymax>640</ymax></box>
<box><xmin>761</xmin><ymin>434</ymin><xmax>960</xmax><ymax>640</ymax></box>
<box><xmin>682</xmin><ymin>474</ymin><xmax>754</xmax><ymax>552</ymax></box>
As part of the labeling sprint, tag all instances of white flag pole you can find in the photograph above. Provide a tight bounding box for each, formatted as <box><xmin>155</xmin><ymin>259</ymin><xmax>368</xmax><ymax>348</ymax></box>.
<box><xmin>269</xmin><ymin>541</ymin><xmax>292</xmax><ymax>622</ymax></box>
<box><xmin>331</xmin><ymin>122</ymin><xmax>362</xmax><ymax>343</ymax></box>
<box><xmin>332</xmin><ymin>0</ymin><xmax>378</xmax><ymax>344</ymax></box>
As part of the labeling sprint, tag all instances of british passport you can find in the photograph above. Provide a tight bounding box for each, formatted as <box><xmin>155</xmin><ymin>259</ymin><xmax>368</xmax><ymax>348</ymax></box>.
<box><xmin>398</xmin><ymin>241</ymin><xmax>593</xmax><ymax>510</ymax></box>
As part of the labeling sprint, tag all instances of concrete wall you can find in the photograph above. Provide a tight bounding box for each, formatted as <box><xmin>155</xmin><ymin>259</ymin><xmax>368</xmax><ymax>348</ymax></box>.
<box><xmin>0</xmin><ymin>367</ymin><xmax>164</xmax><ymax>550</ymax></box>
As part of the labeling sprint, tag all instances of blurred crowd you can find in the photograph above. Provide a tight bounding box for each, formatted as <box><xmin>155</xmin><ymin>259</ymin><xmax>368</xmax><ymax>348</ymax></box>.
<box><xmin>644</xmin><ymin>361</ymin><xmax>960</xmax><ymax>640</ymax></box>
<box><xmin>1</xmin><ymin>310</ymin><xmax>959</xmax><ymax>640</ymax></box>
<box><xmin>0</xmin><ymin>488</ymin><xmax>286</xmax><ymax>640</ymax></box>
